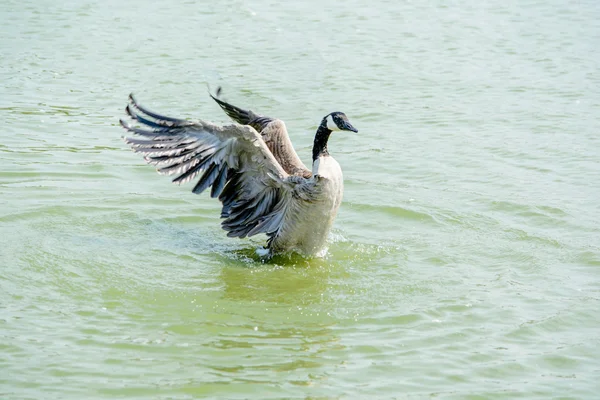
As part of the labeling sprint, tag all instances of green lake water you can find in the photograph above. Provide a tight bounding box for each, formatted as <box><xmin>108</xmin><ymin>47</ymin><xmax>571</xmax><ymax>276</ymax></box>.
<box><xmin>2</xmin><ymin>0</ymin><xmax>600</xmax><ymax>398</ymax></box>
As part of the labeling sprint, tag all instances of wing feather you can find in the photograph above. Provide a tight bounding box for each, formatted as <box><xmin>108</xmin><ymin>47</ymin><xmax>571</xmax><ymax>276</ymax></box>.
<box><xmin>210</xmin><ymin>90</ymin><xmax>275</xmax><ymax>133</ymax></box>
<box><xmin>210</xmin><ymin>89</ymin><xmax>311</xmax><ymax>178</ymax></box>
<box><xmin>210</xmin><ymin>165</ymin><xmax>229</xmax><ymax>199</ymax></box>
<box><xmin>121</xmin><ymin>94</ymin><xmax>309</xmax><ymax>242</ymax></box>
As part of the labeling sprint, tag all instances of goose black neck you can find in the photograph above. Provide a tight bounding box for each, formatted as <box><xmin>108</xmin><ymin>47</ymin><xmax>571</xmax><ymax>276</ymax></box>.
<box><xmin>312</xmin><ymin>123</ymin><xmax>332</xmax><ymax>161</ymax></box>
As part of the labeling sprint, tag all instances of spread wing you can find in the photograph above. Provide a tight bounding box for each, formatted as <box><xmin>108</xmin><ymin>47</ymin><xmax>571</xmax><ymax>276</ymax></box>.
<box><xmin>211</xmin><ymin>90</ymin><xmax>311</xmax><ymax>178</ymax></box>
<box><xmin>120</xmin><ymin>94</ymin><xmax>306</xmax><ymax>239</ymax></box>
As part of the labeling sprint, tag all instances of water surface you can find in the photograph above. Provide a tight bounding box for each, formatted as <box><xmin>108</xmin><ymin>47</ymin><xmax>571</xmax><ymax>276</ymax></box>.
<box><xmin>2</xmin><ymin>0</ymin><xmax>600</xmax><ymax>398</ymax></box>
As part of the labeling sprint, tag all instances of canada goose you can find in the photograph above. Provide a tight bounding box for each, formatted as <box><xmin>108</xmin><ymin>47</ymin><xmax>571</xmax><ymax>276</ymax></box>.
<box><xmin>120</xmin><ymin>92</ymin><xmax>357</xmax><ymax>256</ymax></box>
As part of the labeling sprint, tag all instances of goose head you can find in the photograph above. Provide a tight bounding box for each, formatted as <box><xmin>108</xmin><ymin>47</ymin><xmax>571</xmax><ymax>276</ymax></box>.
<box><xmin>313</xmin><ymin>112</ymin><xmax>358</xmax><ymax>161</ymax></box>
<box><xmin>321</xmin><ymin>112</ymin><xmax>358</xmax><ymax>133</ymax></box>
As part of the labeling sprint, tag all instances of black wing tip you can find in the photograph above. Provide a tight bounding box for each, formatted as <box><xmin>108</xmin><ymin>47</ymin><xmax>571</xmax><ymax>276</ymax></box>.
<box><xmin>122</xmin><ymin>92</ymin><xmax>187</xmax><ymax>125</ymax></box>
<box><xmin>127</xmin><ymin>93</ymin><xmax>145</xmax><ymax>114</ymax></box>
<box><xmin>208</xmin><ymin>86</ymin><xmax>233</xmax><ymax>108</ymax></box>
<box><xmin>119</xmin><ymin>118</ymin><xmax>131</xmax><ymax>129</ymax></box>
<box><xmin>208</xmin><ymin>90</ymin><xmax>255</xmax><ymax>126</ymax></box>
<box><xmin>209</xmin><ymin>86</ymin><xmax>223</xmax><ymax>100</ymax></box>
<box><xmin>125</xmin><ymin>104</ymin><xmax>135</xmax><ymax>119</ymax></box>
<box><xmin>210</xmin><ymin>92</ymin><xmax>228</xmax><ymax>107</ymax></box>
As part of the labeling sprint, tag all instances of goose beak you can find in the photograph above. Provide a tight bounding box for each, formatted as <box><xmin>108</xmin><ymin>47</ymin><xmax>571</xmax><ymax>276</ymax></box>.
<box><xmin>343</xmin><ymin>121</ymin><xmax>358</xmax><ymax>133</ymax></box>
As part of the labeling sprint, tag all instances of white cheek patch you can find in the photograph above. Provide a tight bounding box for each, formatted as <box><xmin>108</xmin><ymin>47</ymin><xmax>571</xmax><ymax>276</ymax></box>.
<box><xmin>326</xmin><ymin>114</ymin><xmax>340</xmax><ymax>131</ymax></box>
